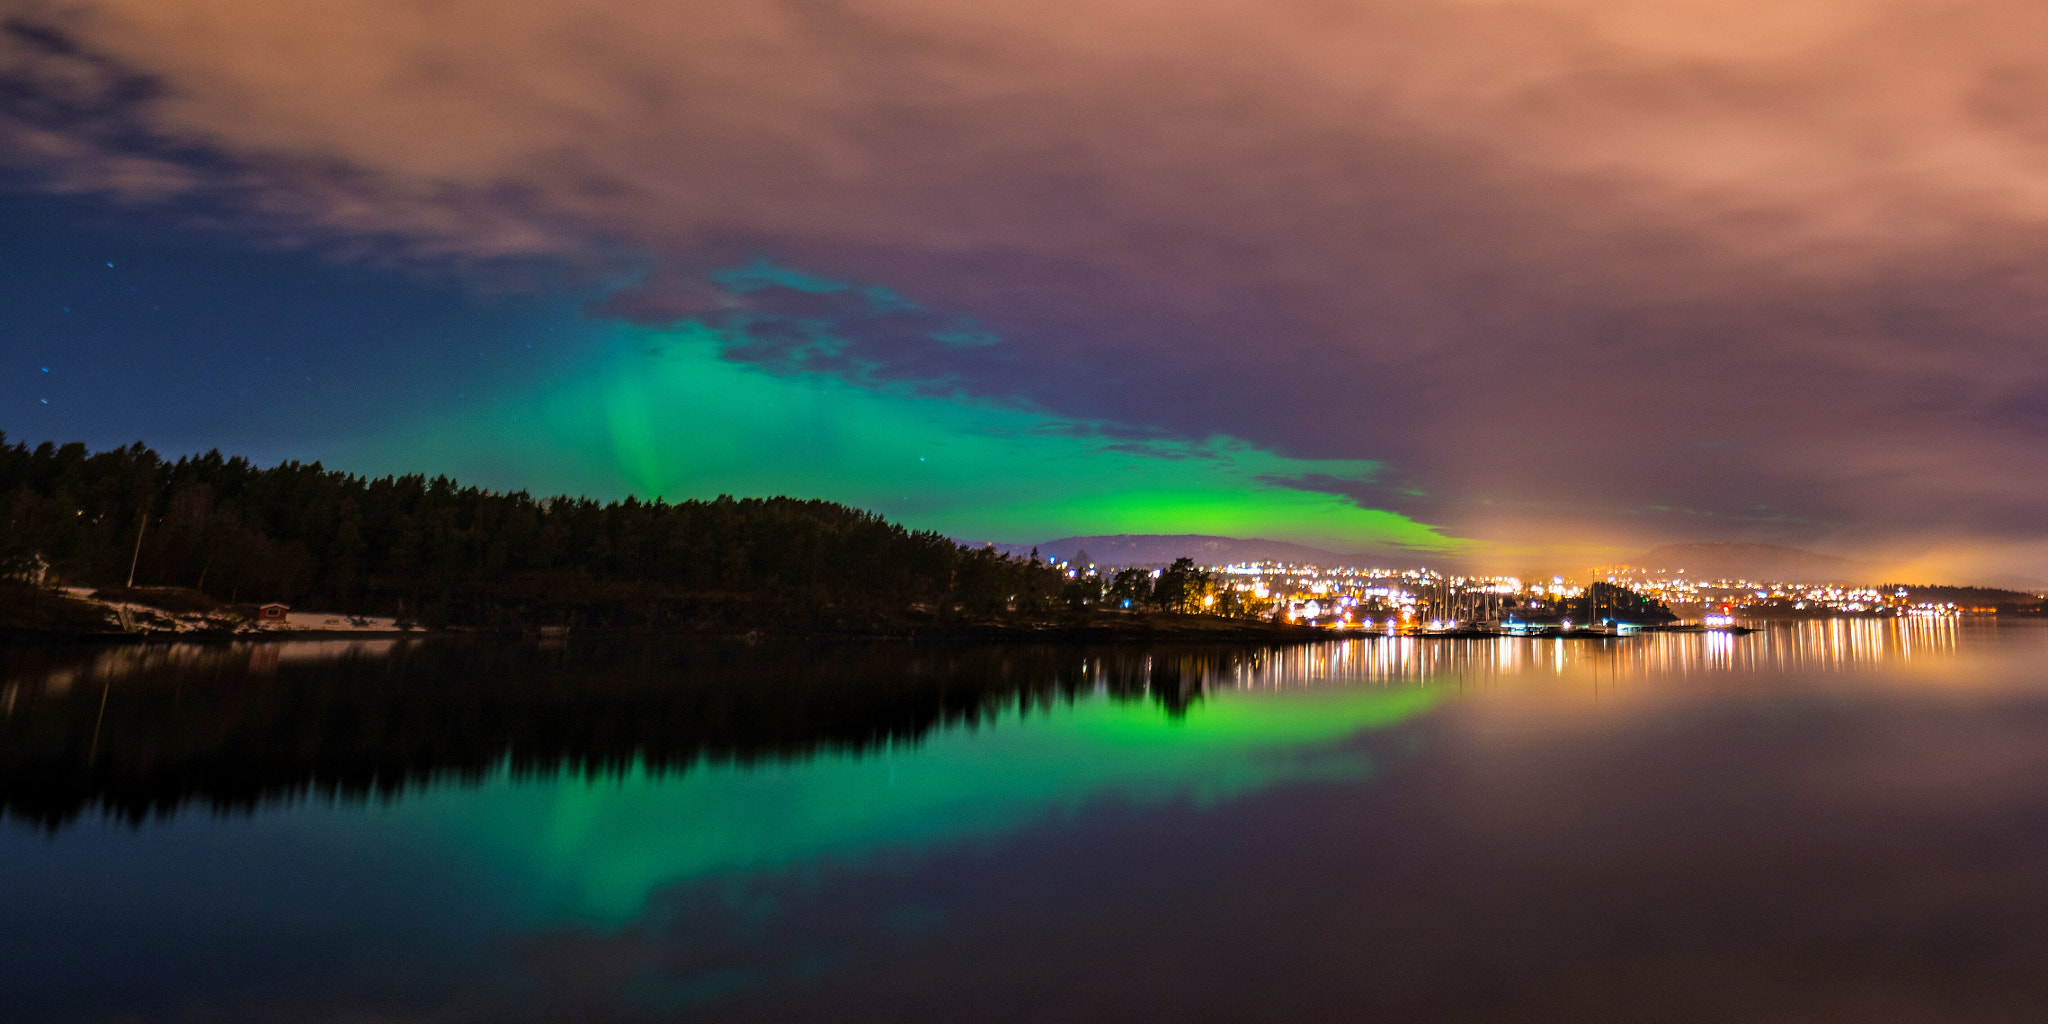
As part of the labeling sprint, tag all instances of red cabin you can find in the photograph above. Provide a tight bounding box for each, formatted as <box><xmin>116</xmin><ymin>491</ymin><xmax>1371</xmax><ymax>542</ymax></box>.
<box><xmin>258</xmin><ymin>603</ymin><xmax>290</xmax><ymax>622</ymax></box>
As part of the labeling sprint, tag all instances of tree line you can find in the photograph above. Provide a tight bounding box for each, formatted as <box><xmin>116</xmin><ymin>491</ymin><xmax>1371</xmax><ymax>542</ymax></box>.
<box><xmin>0</xmin><ymin>433</ymin><xmax>1067</xmax><ymax>629</ymax></box>
<box><xmin>1060</xmin><ymin>556</ymin><xmax>1234</xmax><ymax>615</ymax></box>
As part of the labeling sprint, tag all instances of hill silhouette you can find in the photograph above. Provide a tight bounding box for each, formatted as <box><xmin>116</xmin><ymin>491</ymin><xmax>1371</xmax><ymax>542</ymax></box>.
<box><xmin>1629</xmin><ymin>543</ymin><xmax>1870</xmax><ymax>583</ymax></box>
<box><xmin>999</xmin><ymin>534</ymin><xmax>1446</xmax><ymax>570</ymax></box>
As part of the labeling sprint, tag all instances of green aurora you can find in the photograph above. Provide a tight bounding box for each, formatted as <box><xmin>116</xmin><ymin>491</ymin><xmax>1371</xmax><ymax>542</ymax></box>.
<box><xmin>398</xmin><ymin>682</ymin><xmax>1445</xmax><ymax>926</ymax></box>
<box><xmin>348</xmin><ymin>320</ymin><xmax>1457</xmax><ymax>551</ymax></box>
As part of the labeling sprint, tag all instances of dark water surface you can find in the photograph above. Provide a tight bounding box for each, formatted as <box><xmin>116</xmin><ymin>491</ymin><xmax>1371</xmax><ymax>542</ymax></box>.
<box><xmin>5</xmin><ymin>622</ymin><xmax>2048</xmax><ymax>1022</ymax></box>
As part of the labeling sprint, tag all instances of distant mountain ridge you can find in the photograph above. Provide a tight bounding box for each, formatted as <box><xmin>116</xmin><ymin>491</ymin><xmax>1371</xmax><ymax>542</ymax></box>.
<box><xmin>990</xmin><ymin>534</ymin><xmax>1444</xmax><ymax>570</ymax></box>
<box><xmin>1976</xmin><ymin>574</ymin><xmax>2048</xmax><ymax>595</ymax></box>
<box><xmin>1628</xmin><ymin>542</ymin><xmax>2048</xmax><ymax>593</ymax></box>
<box><xmin>1626</xmin><ymin>542</ymin><xmax>1869</xmax><ymax>583</ymax></box>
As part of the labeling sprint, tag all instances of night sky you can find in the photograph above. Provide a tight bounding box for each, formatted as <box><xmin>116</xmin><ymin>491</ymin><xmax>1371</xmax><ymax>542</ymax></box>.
<box><xmin>5</xmin><ymin>1</ymin><xmax>2047</xmax><ymax>578</ymax></box>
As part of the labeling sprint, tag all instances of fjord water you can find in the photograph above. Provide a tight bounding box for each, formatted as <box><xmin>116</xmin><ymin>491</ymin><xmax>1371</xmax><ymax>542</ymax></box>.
<box><xmin>4</xmin><ymin>623</ymin><xmax>2047</xmax><ymax>1022</ymax></box>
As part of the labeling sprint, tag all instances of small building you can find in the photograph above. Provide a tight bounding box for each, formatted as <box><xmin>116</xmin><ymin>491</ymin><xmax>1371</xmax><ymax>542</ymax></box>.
<box><xmin>258</xmin><ymin>603</ymin><xmax>290</xmax><ymax>622</ymax></box>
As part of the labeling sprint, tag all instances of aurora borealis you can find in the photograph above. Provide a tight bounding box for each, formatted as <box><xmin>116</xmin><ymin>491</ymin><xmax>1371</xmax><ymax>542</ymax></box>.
<box><xmin>9</xmin><ymin>0</ymin><xmax>2048</xmax><ymax>572</ymax></box>
<box><xmin>349</xmin><ymin>313</ymin><xmax>1451</xmax><ymax>553</ymax></box>
<box><xmin>4</xmin><ymin>192</ymin><xmax>1458</xmax><ymax>555</ymax></box>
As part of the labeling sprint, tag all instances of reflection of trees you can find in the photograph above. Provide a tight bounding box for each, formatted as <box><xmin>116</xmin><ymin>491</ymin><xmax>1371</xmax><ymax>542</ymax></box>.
<box><xmin>0</xmin><ymin>640</ymin><xmax>1269</xmax><ymax>829</ymax></box>
<box><xmin>7</xmin><ymin>624</ymin><xmax>1943</xmax><ymax>830</ymax></box>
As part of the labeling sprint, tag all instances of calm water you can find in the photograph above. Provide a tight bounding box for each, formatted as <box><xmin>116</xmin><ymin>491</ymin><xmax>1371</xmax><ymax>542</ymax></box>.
<box><xmin>5</xmin><ymin>622</ymin><xmax>2048</xmax><ymax>1022</ymax></box>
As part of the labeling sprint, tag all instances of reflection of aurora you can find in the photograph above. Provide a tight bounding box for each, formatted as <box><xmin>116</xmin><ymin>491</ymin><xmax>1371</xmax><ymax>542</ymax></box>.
<box><xmin>390</xmin><ymin>621</ymin><xmax>1982</xmax><ymax>927</ymax></box>
<box><xmin>0</xmin><ymin>622</ymin><xmax>1987</xmax><ymax>829</ymax></box>
<box><xmin>408</xmin><ymin>683</ymin><xmax>1444</xmax><ymax>925</ymax></box>
<box><xmin>2</xmin><ymin>641</ymin><xmax>1457</xmax><ymax>830</ymax></box>
<box><xmin>0</xmin><ymin>622</ymin><xmax>2031</xmax><ymax>1024</ymax></box>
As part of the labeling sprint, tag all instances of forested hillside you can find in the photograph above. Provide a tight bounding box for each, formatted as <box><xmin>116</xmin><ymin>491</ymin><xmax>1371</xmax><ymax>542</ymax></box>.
<box><xmin>0</xmin><ymin>434</ymin><xmax>1063</xmax><ymax>629</ymax></box>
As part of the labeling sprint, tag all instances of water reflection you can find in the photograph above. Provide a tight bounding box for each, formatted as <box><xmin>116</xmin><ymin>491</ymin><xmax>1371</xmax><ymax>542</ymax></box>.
<box><xmin>0</xmin><ymin>619</ymin><xmax>1993</xmax><ymax>831</ymax></box>
<box><xmin>0</xmin><ymin>639</ymin><xmax>1413</xmax><ymax>830</ymax></box>
<box><xmin>1232</xmin><ymin>617</ymin><xmax>1969</xmax><ymax>690</ymax></box>
<box><xmin>5</xmin><ymin>621</ymin><xmax>2047</xmax><ymax>1023</ymax></box>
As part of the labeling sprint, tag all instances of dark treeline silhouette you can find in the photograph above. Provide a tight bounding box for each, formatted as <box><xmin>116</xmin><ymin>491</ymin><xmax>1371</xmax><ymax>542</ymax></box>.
<box><xmin>0</xmin><ymin>433</ymin><xmax>1064</xmax><ymax>629</ymax></box>
<box><xmin>1508</xmin><ymin>581</ymin><xmax>1676</xmax><ymax>625</ymax></box>
<box><xmin>1586</xmin><ymin>581</ymin><xmax>1678</xmax><ymax>624</ymax></box>
<box><xmin>1882</xmin><ymin>584</ymin><xmax>2044</xmax><ymax>614</ymax></box>
<box><xmin>1079</xmin><ymin>557</ymin><xmax>1223</xmax><ymax>614</ymax></box>
<box><xmin>0</xmin><ymin>638</ymin><xmax>1271</xmax><ymax>829</ymax></box>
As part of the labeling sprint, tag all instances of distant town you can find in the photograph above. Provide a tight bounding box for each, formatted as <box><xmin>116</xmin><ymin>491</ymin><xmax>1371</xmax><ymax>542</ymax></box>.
<box><xmin>1047</xmin><ymin>555</ymin><xmax>2047</xmax><ymax>633</ymax></box>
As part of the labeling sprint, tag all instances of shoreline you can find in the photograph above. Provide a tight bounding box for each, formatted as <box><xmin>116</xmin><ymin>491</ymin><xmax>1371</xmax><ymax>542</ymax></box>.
<box><xmin>0</xmin><ymin>620</ymin><xmax>1750</xmax><ymax>646</ymax></box>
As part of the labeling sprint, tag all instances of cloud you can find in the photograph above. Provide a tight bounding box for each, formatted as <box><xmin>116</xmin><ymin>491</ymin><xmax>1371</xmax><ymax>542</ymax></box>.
<box><xmin>9</xmin><ymin>0</ymin><xmax>2048</xmax><ymax>572</ymax></box>
<box><xmin>598</xmin><ymin>259</ymin><xmax>1025</xmax><ymax>399</ymax></box>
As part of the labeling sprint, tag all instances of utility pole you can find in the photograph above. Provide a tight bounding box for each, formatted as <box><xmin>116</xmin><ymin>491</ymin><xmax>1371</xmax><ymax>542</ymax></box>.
<box><xmin>126</xmin><ymin>506</ymin><xmax>147</xmax><ymax>589</ymax></box>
